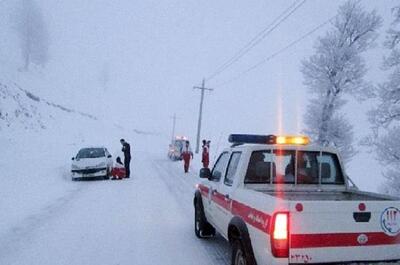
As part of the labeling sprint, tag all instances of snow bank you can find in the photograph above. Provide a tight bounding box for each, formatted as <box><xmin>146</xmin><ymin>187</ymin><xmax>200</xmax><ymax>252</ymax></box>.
<box><xmin>0</xmin><ymin>78</ymin><xmax>139</xmax><ymax>247</ymax></box>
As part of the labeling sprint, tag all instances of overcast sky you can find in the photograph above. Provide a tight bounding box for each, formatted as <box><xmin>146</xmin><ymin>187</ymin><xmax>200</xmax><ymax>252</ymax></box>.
<box><xmin>0</xmin><ymin>0</ymin><xmax>398</xmax><ymax>190</ymax></box>
<box><xmin>37</xmin><ymin>0</ymin><xmax>393</xmax><ymax>135</ymax></box>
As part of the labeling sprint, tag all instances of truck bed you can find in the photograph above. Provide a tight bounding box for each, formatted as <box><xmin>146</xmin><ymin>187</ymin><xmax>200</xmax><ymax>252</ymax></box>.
<box><xmin>260</xmin><ymin>190</ymin><xmax>396</xmax><ymax>201</ymax></box>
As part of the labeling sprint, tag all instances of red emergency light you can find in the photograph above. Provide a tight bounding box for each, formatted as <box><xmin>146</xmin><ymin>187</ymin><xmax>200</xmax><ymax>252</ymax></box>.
<box><xmin>228</xmin><ymin>134</ymin><xmax>309</xmax><ymax>145</ymax></box>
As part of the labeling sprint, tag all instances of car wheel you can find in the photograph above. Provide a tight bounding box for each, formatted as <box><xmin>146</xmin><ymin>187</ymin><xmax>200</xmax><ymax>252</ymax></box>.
<box><xmin>232</xmin><ymin>240</ymin><xmax>247</xmax><ymax>265</ymax></box>
<box><xmin>194</xmin><ymin>200</ymin><xmax>215</xmax><ymax>238</ymax></box>
<box><xmin>104</xmin><ymin>168</ymin><xmax>110</xmax><ymax>180</ymax></box>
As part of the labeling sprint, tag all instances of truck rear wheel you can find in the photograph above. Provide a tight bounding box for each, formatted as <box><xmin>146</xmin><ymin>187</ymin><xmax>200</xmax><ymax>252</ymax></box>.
<box><xmin>232</xmin><ymin>240</ymin><xmax>248</xmax><ymax>265</ymax></box>
<box><xmin>194</xmin><ymin>200</ymin><xmax>215</xmax><ymax>238</ymax></box>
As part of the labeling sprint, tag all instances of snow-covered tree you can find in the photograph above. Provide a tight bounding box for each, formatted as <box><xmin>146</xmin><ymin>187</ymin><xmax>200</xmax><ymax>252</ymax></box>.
<box><xmin>304</xmin><ymin>99</ymin><xmax>356</xmax><ymax>163</ymax></box>
<box><xmin>368</xmin><ymin>6</ymin><xmax>400</xmax><ymax>195</ymax></box>
<box><xmin>302</xmin><ymin>0</ymin><xmax>381</xmax><ymax>163</ymax></box>
<box><xmin>14</xmin><ymin>0</ymin><xmax>49</xmax><ymax>71</ymax></box>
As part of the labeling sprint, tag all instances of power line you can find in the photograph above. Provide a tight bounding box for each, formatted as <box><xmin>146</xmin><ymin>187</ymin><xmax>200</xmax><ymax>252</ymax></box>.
<box><xmin>205</xmin><ymin>0</ymin><xmax>307</xmax><ymax>82</ymax></box>
<box><xmin>205</xmin><ymin>0</ymin><xmax>306</xmax><ymax>82</ymax></box>
<box><xmin>205</xmin><ymin>0</ymin><xmax>301</xmax><ymax>81</ymax></box>
<box><xmin>214</xmin><ymin>16</ymin><xmax>335</xmax><ymax>87</ymax></box>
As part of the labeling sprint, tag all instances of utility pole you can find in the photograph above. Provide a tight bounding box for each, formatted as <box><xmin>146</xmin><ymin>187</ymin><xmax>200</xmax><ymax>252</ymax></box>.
<box><xmin>193</xmin><ymin>78</ymin><xmax>213</xmax><ymax>154</ymax></box>
<box><xmin>170</xmin><ymin>113</ymin><xmax>178</xmax><ymax>142</ymax></box>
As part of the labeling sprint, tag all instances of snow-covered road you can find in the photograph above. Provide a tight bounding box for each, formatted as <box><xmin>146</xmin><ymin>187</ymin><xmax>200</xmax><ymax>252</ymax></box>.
<box><xmin>0</xmin><ymin>153</ymin><xmax>230</xmax><ymax>265</ymax></box>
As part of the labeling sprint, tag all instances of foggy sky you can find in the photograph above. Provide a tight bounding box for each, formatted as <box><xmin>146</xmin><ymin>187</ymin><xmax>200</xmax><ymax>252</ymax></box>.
<box><xmin>0</xmin><ymin>0</ymin><xmax>397</xmax><ymax>191</ymax></box>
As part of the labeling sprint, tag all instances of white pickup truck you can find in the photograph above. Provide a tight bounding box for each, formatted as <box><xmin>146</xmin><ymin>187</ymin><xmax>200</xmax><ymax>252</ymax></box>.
<box><xmin>193</xmin><ymin>134</ymin><xmax>400</xmax><ymax>265</ymax></box>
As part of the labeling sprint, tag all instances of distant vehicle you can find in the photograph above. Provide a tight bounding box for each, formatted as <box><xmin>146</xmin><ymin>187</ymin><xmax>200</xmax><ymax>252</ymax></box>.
<box><xmin>71</xmin><ymin>147</ymin><xmax>113</xmax><ymax>181</ymax></box>
<box><xmin>194</xmin><ymin>134</ymin><xmax>400</xmax><ymax>265</ymax></box>
<box><xmin>168</xmin><ymin>136</ymin><xmax>189</xmax><ymax>161</ymax></box>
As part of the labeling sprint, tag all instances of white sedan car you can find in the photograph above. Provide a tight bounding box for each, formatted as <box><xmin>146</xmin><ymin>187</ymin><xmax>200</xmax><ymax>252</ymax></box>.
<box><xmin>71</xmin><ymin>147</ymin><xmax>113</xmax><ymax>181</ymax></box>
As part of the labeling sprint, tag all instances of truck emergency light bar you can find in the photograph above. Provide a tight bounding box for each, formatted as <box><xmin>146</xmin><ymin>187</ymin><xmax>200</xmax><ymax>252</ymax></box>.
<box><xmin>228</xmin><ymin>134</ymin><xmax>310</xmax><ymax>145</ymax></box>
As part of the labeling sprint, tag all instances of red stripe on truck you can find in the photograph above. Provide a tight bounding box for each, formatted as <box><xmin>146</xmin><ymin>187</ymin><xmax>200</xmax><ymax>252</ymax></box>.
<box><xmin>198</xmin><ymin>185</ymin><xmax>271</xmax><ymax>233</ymax></box>
<box><xmin>212</xmin><ymin>192</ymin><xmax>231</xmax><ymax>211</ymax></box>
<box><xmin>199</xmin><ymin>185</ymin><xmax>232</xmax><ymax>211</ymax></box>
<box><xmin>198</xmin><ymin>184</ymin><xmax>209</xmax><ymax>197</ymax></box>
<box><xmin>232</xmin><ymin>200</ymin><xmax>271</xmax><ymax>234</ymax></box>
<box><xmin>291</xmin><ymin>232</ymin><xmax>400</xmax><ymax>248</ymax></box>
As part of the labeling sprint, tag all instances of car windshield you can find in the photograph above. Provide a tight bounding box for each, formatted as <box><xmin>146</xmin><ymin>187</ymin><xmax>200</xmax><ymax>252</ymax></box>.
<box><xmin>244</xmin><ymin>150</ymin><xmax>344</xmax><ymax>185</ymax></box>
<box><xmin>76</xmin><ymin>148</ymin><xmax>105</xmax><ymax>159</ymax></box>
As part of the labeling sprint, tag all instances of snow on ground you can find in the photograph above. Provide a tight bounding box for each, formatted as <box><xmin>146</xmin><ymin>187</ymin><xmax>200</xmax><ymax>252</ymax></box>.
<box><xmin>0</xmin><ymin>76</ymin><xmax>222</xmax><ymax>264</ymax></box>
<box><xmin>0</xmin><ymin>147</ymin><xmax>230</xmax><ymax>265</ymax></box>
<box><xmin>0</xmin><ymin>77</ymin><xmax>229</xmax><ymax>264</ymax></box>
<box><xmin>0</xmin><ymin>99</ymin><xmax>123</xmax><ymax>242</ymax></box>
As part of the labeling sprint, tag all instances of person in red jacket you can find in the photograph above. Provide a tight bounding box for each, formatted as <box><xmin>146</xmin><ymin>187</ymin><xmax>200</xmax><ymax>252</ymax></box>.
<box><xmin>181</xmin><ymin>140</ymin><xmax>193</xmax><ymax>173</ymax></box>
<box><xmin>111</xmin><ymin>157</ymin><xmax>126</xmax><ymax>180</ymax></box>
<box><xmin>201</xmin><ymin>139</ymin><xmax>210</xmax><ymax>168</ymax></box>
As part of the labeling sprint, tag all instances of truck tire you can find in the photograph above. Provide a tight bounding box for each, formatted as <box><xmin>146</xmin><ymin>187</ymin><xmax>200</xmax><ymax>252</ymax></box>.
<box><xmin>194</xmin><ymin>200</ymin><xmax>215</xmax><ymax>238</ymax></box>
<box><xmin>232</xmin><ymin>239</ymin><xmax>249</xmax><ymax>265</ymax></box>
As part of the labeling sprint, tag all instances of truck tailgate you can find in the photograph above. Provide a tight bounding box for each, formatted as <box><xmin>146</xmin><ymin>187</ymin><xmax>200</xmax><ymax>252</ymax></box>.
<box><xmin>289</xmin><ymin>201</ymin><xmax>400</xmax><ymax>264</ymax></box>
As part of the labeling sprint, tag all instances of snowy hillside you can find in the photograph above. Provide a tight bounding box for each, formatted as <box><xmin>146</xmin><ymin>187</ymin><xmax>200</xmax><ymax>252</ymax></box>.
<box><xmin>0</xmin><ymin>76</ymin><xmax>165</xmax><ymax>255</ymax></box>
<box><xmin>0</xmin><ymin>76</ymin><xmax>223</xmax><ymax>265</ymax></box>
<box><xmin>0</xmin><ymin>78</ymin><xmax>97</xmax><ymax>131</ymax></box>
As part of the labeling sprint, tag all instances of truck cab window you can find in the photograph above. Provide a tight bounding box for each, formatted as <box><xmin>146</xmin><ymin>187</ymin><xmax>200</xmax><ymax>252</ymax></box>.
<box><xmin>273</xmin><ymin>150</ymin><xmax>296</xmax><ymax>184</ymax></box>
<box><xmin>243</xmin><ymin>149</ymin><xmax>344</xmax><ymax>185</ymax></box>
<box><xmin>211</xmin><ymin>152</ymin><xmax>230</xmax><ymax>182</ymax></box>
<box><xmin>224</xmin><ymin>152</ymin><xmax>242</xmax><ymax>186</ymax></box>
<box><xmin>272</xmin><ymin>150</ymin><xmax>344</xmax><ymax>185</ymax></box>
<box><xmin>245</xmin><ymin>151</ymin><xmax>274</xmax><ymax>184</ymax></box>
<box><xmin>296</xmin><ymin>151</ymin><xmax>319</xmax><ymax>184</ymax></box>
<box><xmin>318</xmin><ymin>152</ymin><xmax>344</xmax><ymax>184</ymax></box>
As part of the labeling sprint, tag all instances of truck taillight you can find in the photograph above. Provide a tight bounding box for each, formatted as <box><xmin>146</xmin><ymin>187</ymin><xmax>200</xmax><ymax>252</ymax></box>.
<box><xmin>271</xmin><ymin>212</ymin><xmax>289</xmax><ymax>258</ymax></box>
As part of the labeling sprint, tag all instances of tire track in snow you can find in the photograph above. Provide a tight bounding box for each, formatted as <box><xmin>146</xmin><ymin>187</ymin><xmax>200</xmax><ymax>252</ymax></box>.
<box><xmin>0</xmin><ymin>180</ymin><xmax>91</xmax><ymax>261</ymax></box>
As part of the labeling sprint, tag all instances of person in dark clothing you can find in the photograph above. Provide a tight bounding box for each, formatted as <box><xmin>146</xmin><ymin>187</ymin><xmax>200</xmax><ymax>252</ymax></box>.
<box><xmin>116</xmin><ymin>156</ymin><xmax>123</xmax><ymax>165</ymax></box>
<box><xmin>120</xmin><ymin>139</ymin><xmax>131</xmax><ymax>178</ymax></box>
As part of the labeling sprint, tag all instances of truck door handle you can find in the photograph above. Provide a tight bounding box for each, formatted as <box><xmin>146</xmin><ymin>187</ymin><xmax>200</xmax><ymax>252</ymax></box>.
<box><xmin>212</xmin><ymin>189</ymin><xmax>217</xmax><ymax>195</ymax></box>
<box><xmin>224</xmin><ymin>194</ymin><xmax>230</xmax><ymax>201</ymax></box>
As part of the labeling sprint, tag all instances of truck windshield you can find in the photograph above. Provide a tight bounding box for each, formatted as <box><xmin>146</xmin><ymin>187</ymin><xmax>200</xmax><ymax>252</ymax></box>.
<box><xmin>174</xmin><ymin>140</ymin><xmax>184</xmax><ymax>150</ymax></box>
<box><xmin>244</xmin><ymin>150</ymin><xmax>344</xmax><ymax>185</ymax></box>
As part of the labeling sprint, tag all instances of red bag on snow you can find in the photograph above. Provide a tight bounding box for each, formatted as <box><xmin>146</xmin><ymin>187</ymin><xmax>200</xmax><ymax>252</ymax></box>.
<box><xmin>111</xmin><ymin>167</ymin><xmax>126</xmax><ymax>179</ymax></box>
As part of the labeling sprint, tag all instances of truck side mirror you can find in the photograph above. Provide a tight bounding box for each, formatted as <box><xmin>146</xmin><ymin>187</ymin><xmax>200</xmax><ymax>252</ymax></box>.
<box><xmin>199</xmin><ymin>168</ymin><xmax>211</xmax><ymax>179</ymax></box>
<box><xmin>107</xmin><ymin>154</ymin><xmax>112</xmax><ymax>158</ymax></box>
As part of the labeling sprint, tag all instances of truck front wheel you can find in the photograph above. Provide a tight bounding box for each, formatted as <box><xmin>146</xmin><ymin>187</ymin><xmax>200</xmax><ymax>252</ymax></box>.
<box><xmin>194</xmin><ymin>200</ymin><xmax>215</xmax><ymax>238</ymax></box>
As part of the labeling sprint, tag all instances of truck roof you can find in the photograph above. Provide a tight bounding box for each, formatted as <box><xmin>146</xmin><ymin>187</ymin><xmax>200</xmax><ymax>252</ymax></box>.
<box><xmin>227</xmin><ymin>143</ymin><xmax>339</xmax><ymax>154</ymax></box>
